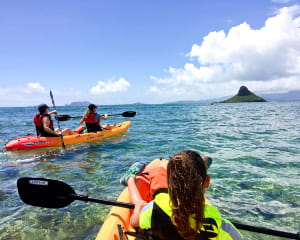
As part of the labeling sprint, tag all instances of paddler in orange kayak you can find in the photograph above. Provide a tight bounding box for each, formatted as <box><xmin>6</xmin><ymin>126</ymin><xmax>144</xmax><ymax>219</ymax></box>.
<box><xmin>33</xmin><ymin>104</ymin><xmax>75</xmax><ymax>137</ymax></box>
<box><xmin>120</xmin><ymin>150</ymin><xmax>243</xmax><ymax>240</ymax></box>
<box><xmin>79</xmin><ymin>104</ymin><xmax>112</xmax><ymax>132</ymax></box>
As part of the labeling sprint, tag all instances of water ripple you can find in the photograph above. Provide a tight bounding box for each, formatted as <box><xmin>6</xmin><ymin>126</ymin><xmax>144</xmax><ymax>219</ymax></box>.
<box><xmin>0</xmin><ymin>102</ymin><xmax>299</xmax><ymax>239</ymax></box>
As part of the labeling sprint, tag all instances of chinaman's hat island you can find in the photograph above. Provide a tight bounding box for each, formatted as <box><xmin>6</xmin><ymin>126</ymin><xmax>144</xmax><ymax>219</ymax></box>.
<box><xmin>221</xmin><ymin>86</ymin><xmax>267</xmax><ymax>103</ymax></box>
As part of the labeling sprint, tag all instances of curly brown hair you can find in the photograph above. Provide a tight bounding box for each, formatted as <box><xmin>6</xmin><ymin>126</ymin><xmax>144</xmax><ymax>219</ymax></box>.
<box><xmin>167</xmin><ymin>150</ymin><xmax>207</xmax><ymax>240</ymax></box>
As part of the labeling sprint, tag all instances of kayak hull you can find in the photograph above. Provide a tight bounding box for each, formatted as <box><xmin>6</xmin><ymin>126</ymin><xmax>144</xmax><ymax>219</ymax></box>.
<box><xmin>5</xmin><ymin>121</ymin><xmax>131</xmax><ymax>151</ymax></box>
<box><xmin>96</xmin><ymin>158</ymin><xmax>168</xmax><ymax>240</ymax></box>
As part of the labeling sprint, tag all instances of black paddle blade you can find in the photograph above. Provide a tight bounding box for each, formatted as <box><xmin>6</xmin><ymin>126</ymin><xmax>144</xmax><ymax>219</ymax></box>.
<box><xmin>122</xmin><ymin>111</ymin><xmax>136</xmax><ymax>117</ymax></box>
<box><xmin>17</xmin><ymin>177</ymin><xmax>76</xmax><ymax>208</ymax></box>
<box><xmin>50</xmin><ymin>90</ymin><xmax>55</xmax><ymax>106</ymax></box>
<box><xmin>56</xmin><ymin>115</ymin><xmax>72</xmax><ymax>121</ymax></box>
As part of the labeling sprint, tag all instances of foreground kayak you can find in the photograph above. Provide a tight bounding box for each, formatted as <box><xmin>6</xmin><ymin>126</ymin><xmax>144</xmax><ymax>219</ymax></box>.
<box><xmin>5</xmin><ymin>121</ymin><xmax>131</xmax><ymax>151</ymax></box>
<box><xmin>96</xmin><ymin>158</ymin><xmax>168</xmax><ymax>240</ymax></box>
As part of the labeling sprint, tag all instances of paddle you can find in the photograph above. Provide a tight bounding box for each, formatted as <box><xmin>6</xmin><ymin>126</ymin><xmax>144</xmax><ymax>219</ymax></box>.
<box><xmin>17</xmin><ymin>177</ymin><xmax>300</xmax><ymax>239</ymax></box>
<box><xmin>50</xmin><ymin>90</ymin><xmax>66</xmax><ymax>149</ymax></box>
<box><xmin>17</xmin><ymin>177</ymin><xmax>134</xmax><ymax>209</ymax></box>
<box><xmin>56</xmin><ymin>111</ymin><xmax>136</xmax><ymax>122</ymax></box>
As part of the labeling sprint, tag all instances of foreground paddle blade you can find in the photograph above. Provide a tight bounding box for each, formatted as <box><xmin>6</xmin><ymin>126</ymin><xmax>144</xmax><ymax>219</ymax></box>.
<box><xmin>17</xmin><ymin>177</ymin><xmax>75</xmax><ymax>208</ymax></box>
<box><xmin>122</xmin><ymin>111</ymin><xmax>136</xmax><ymax>117</ymax></box>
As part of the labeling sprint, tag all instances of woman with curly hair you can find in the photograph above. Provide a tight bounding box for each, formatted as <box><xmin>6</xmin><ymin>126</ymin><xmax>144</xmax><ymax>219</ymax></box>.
<box><xmin>120</xmin><ymin>150</ymin><xmax>243</xmax><ymax>240</ymax></box>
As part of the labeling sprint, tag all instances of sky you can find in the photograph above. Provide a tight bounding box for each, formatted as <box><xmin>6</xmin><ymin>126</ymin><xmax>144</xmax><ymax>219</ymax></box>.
<box><xmin>0</xmin><ymin>0</ymin><xmax>300</xmax><ymax>106</ymax></box>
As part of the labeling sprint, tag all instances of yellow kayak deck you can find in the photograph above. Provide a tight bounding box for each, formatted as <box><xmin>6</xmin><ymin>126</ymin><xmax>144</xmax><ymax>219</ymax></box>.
<box><xmin>96</xmin><ymin>158</ymin><xmax>168</xmax><ymax>240</ymax></box>
<box><xmin>61</xmin><ymin>121</ymin><xmax>131</xmax><ymax>146</ymax></box>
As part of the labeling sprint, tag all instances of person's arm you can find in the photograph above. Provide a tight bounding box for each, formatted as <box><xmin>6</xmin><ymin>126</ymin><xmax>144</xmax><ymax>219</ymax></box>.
<box><xmin>127</xmin><ymin>176</ymin><xmax>148</xmax><ymax>228</ymax></box>
<box><xmin>48</xmin><ymin>110</ymin><xmax>57</xmax><ymax>115</ymax></box>
<box><xmin>42</xmin><ymin>117</ymin><xmax>60</xmax><ymax>136</ymax></box>
<box><xmin>130</xmin><ymin>199</ymin><xmax>148</xmax><ymax>228</ymax></box>
<box><xmin>79</xmin><ymin>116</ymin><xmax>85</xmax><ymax>125</ymax></box>
<box><xmin>100</xmin><ymin>114</ymin><xmax>108</xmax><ymax>120</ymax></box>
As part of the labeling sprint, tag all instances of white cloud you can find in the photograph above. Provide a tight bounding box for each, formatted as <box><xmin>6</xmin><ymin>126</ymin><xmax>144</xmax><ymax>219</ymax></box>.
<box><xmin>0</xmin><ymin>85</ymin><xmax>45</xmax><ymax>107</ymax></box>
<box><xmin>150</xmin><ymin>5</ymin><xmax>300</xmax><ymax>101</ymax></box>
<box><xmin>90</xmin><ymin>77</ymin><xmax>130</xmax><ymax>95</ymax></box>
<box><xmin>24</xmin><ymin>82</ymin><xmax>46</xmax><ymax>94</ymax></box>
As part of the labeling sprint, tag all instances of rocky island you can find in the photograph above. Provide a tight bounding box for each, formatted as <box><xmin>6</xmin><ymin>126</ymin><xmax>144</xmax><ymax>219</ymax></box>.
<box><xmin>65</xmin><ymin>101</ymin><xmax>91</xmax><ymax>106</ymax></box>
<box><xmin>221</xmin><ymin>86</ymin><xmax>267</xmax><ymax>103</ymax></box>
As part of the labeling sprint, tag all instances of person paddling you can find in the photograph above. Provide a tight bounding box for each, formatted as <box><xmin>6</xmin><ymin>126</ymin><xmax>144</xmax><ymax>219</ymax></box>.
<box><xmin>79</xmin><ymin>104</ymin><xmax>111</xmax><ymax>132</ymax></box>
<box><xmin>120</xmin><ymin>150</ymin><xmax>243</xmax><ymax>240</ymax></box>
<box><xmin>33</xmin><ymin>104</ymin><xmax>75</xmax><ymax>137</ymax></box>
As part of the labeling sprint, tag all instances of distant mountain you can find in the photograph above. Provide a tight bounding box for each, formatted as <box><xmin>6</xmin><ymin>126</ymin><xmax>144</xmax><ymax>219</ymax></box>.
<box><xmin>261</xmin><ymin>90</ymin><xmax>300</xmax><ymax>101</ymax></box>
<box><xmin>131</xmin><ymin>102</ymin><xmax>145</xmax><ymax>105</ymax></box>
<box><xmin>164</xmin><ymin>88</ymin><xmax>300</xmax><ymax>105</ymax></box>
<box><xmin>165</xmin><ymin>97</ymin><xmax>227</xmax><ymax>105</ymax></box>
<box><xmin>65</xmin><ymin>101</ymin><xmax>91</xmax><ymax>106</ymax></box>
<box><xmin>165</xmin><ymin>100</ymin><xmax>207</xmax><ymax>104</ymax></box>
<box><xmin>221</xmin><ymin>86</ymin><xmax>266</xmax><ymax>103</ymax></box>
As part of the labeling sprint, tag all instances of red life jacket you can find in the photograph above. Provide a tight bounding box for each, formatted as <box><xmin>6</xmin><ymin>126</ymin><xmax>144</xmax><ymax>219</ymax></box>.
<box><xmin>33</xmin><ymin>114</ymin><xmax>54</xmax><ymax>136</ymax></box>
<box><xmin>84</xmin><ymin>113</ymin><xmax>102</xmax><ymax>132</ymax></box>
<box><xmin>84</xmin><ymin>113</ymin><xmax>100</xmax><ymax>125</ymax></box>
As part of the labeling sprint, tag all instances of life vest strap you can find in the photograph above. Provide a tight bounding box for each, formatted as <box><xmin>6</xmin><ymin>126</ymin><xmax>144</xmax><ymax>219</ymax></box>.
<box><xmin>152</xmin><ymin>188</ymin><xmax>168</xmax><ymax>199</ymax></box>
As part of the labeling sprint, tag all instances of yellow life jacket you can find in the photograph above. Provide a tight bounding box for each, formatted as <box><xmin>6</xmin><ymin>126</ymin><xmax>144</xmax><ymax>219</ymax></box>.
<box><xmin>140</xmin><ymin>192</ymin><xmax>243</xmax><ymax>240</ymax></box>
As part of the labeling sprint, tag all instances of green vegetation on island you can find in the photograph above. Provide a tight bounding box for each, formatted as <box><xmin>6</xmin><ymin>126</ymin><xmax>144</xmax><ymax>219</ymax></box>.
<box><xmin>221</xmin><ymin>86</ymin><xmax>267</xmax><ymax>103</ymax></box>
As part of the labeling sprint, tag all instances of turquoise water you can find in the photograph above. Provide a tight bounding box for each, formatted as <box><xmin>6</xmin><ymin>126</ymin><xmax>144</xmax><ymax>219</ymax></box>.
<box><xmin>0</xmin><ymin>102</ymin><xmax>299</xmax><ymax>240</ymax></box>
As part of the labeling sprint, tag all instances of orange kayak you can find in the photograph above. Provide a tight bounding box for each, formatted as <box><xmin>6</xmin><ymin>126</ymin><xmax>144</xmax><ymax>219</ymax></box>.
<box><xmin>96</xmin><ymin>158</ymin><xmax>168</xmax><ymax>240</ymax></box>
<box><xmin>5</xmin><ymin>121</ymin><xmax>131</xmax><ymax>151</ymax></box>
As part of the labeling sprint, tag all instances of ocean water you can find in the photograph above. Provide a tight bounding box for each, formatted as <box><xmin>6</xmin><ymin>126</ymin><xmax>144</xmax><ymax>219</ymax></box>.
<box><xmin>0</xmin><ymin>102</ymin><xmax>299</xmax><ymax>240</ymax></box>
